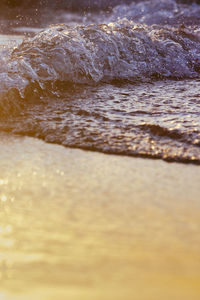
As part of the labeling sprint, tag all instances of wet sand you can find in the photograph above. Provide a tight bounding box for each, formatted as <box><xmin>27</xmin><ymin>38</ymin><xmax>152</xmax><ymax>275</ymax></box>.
<box><xmin>0</xmin><ymin>133</ymin><xmax>200</xmax><ymax>300</ymax></box>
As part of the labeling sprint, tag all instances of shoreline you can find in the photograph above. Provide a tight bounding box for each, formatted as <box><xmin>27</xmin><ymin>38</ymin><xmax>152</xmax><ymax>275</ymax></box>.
<box><xmin>0</xmin><ymin>132</ymin><xmax>200</xmax><ymax>300</ymax></box>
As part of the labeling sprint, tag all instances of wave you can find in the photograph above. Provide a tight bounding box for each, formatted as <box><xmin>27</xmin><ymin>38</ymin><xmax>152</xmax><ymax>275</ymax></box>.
<box><xmin>110</xmin><ymin>0</ymin><xmax>200</xmax><ymax>25</ymax></box>
<box><xmin>1</xmin><ymin>19</ymin><xmax>200</xmax><ymax>108</ymax></box>
<box><xmin>0</xmin><ymin>0</ymin><xmax>200</xmax><ymax>165</ymax></box>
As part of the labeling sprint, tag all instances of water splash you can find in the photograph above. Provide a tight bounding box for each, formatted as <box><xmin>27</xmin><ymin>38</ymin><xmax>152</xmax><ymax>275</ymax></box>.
<box><xmin>1</xmin><ymin>20</ymin><xmax>200</xmax><ymax>102</ymax></box>
<box><xmin>0</xmin><ymin>0</ymin><xmax>200</xmax><ymax>165</ymax></box>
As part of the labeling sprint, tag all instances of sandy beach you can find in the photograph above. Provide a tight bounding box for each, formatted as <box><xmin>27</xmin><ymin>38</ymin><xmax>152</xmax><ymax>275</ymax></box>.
<box><xmin>0</xmin><ymin>133</ymin><xmax>200</xmax><ymax>300</ymax></box>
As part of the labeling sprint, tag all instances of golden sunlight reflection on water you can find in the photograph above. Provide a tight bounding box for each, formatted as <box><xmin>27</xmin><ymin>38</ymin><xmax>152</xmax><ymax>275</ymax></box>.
<box><xmin>0</xmin><ymin>133</ymin><xmax>200</xmax><ymax>300</ymax></box>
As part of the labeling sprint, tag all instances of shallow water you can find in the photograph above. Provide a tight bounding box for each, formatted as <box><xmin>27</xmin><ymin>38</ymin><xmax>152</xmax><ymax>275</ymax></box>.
<box><xmin>1</xmin><ymin>78</ymin><xmax>200</xmax><ymax>164</ymax></box>
<box><xmin>0</xmin><ymin>134</ymin><xmax>200</xmax><ymax>300</ymax></box>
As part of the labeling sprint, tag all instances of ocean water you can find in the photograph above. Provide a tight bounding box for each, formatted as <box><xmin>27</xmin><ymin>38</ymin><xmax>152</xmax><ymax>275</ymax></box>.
<box><xmin>0</xmin><ymin>0</ymin><xmax>200</xmax><ymax>164</ymax></box>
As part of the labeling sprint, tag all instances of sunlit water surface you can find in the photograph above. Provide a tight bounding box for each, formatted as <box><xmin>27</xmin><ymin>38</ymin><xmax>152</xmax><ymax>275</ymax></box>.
<box><xmin>0</xmin><ymin>134</ymin><xmax>200</xmax><ymax>300</ymax></box>
<box><xmin>0</xmin><ymin>1</ymin><xmax>200</xmax><ymax>298</ymax></box>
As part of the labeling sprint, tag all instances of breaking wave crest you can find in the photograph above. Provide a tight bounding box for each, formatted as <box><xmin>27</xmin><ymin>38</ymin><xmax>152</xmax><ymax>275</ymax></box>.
<box><xmin>0</xmin><ymin>0</ymin><xmax>200</xmax><ymax>165</ymax></box>
<box><xmin>1</xmin><ymin>19</ymin><xmax>200</xmax><ymax>109</ymax></box>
